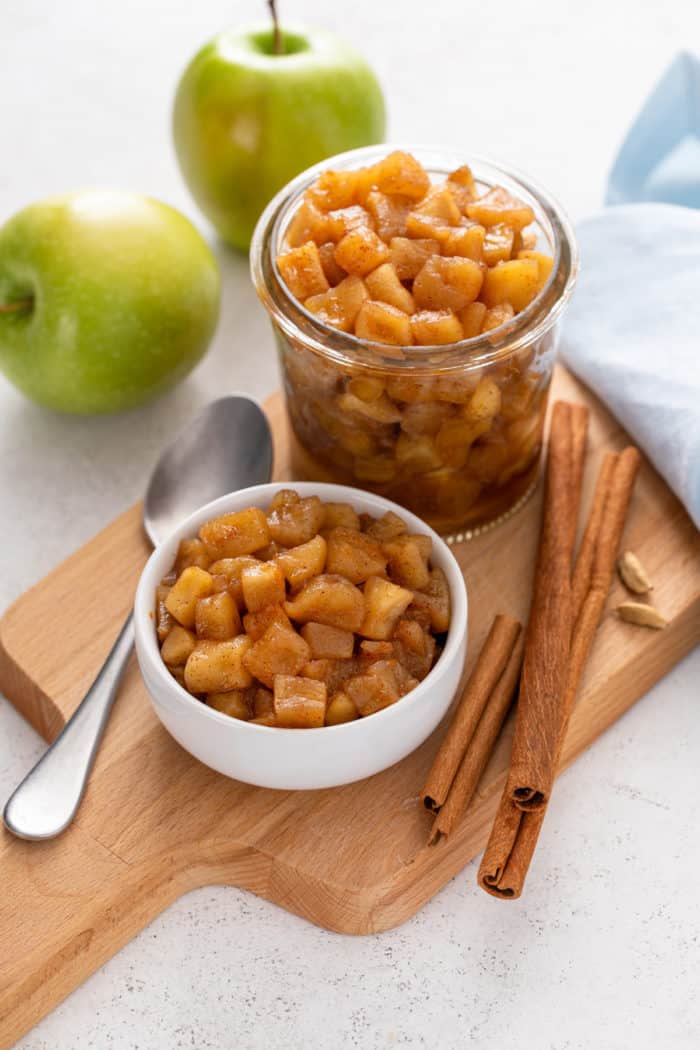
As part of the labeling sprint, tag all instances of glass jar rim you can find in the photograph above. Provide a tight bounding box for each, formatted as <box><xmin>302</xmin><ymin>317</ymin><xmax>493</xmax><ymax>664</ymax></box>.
<box><xmin>250</xmin><ymin>144</ymin><xmax>578</xmax><ymax>374</ymax></box>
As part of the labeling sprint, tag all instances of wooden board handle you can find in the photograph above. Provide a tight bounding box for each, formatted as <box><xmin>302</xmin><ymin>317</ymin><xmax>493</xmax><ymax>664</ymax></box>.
<box><xmin>0</xmin><ymin>825</ymin><xmax>180</xmax><ymax>1050</ymax></box>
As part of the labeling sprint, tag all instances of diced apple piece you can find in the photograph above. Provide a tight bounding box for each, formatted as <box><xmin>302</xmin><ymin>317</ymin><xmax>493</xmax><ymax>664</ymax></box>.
<box><xmin>389</xmin><ymin>237</ymin><xmax>440</xmax><ymax>280</ymax></box>
<box><xmin>370</xmin><ymin>151</ymin><xmax>430</xmax><ymax>200</ymax></box>
<box><xmin>481</xmin><ymin>302</ymin><xmax>515</xmax><ymax>333</ymax></box>
<box><xmin>467</xmin><ymin>187</ymin><xmax>535</xmax><ymax>231</ymax></box>
<box><xmin>410</xmin><ymin>567</ymin><xmax>451</xmax><ymax>632</ymax></box>
<box><xmin>325</xmin><ymin>692</ymin><xmax>359</xmax><ymax>725</ymax></box>
<box><xmin>365</xmin><ymin>190</ymin><xmax>412</xmax><ymax>240</ymax></box>
<box><xmin>241</xmin><ymin>561</ymin><xmax>286</xmax><ymax>612</ymax></box>
<box><xmin>435</xmin><ymin>417</ymin><xmax>485</xmax><ymax>468</ymax></box>
<box><xmin>252</xmin><ymin>686</ymin><xmax>274</xmax><ymax>718</ymax></box>
<box><xmin>321</xmin><ymin>501</ymin><xmax>361</xmax><ymax>532</ymax></box>
<box><xmin>207</xmin><ymin>556</ymin><xmax>259</xmax><ymax>609</ymax></box>
<box><xmin>286</xmin><ymin>201</ymin><xmax>335</xmax><ymax>247</ymax></box>
<box><xmin>347</xmin><ymin>657</ymin><xmax>417</xmax><ymax>714</ymax></box>
<box><xmin>482</xmin><ymin>223</ymin><xmax>515</xmax><ymax>265</ymax></box>
<box><xmin>354</xmin><ymin>300</ymin><xmax>412</xmax><ymax>345</ymax></box>
<box><xmin>446</xmin><ymin>165</ymin><xmax>477</xmax><ymax>210</ymax></box>
<box><xmin>275</xmin><ymin>534</ymin><xmax>327</xmax><ymax>588</ymax></box>
<box><xmin>195</xmin><ymin>591</ymin><xmax>241</xmax><ymax>641</ymax></box>
<box><xmin>277</xmin><ymin>241</ymin><xmax>330</xmax><ymax>300</ymax></box>
<box><xmin>301</xmin><ymin>622</ymin><xmax>355</xmax><ymax>660</ymax></box>
<box><xmin>500</xmin><ymin>377</ymin><xmax>538</xmax><ymax>421</ymax></box>
<box><xmin>336</xmin><ymin>390</ymin><xmax>402</xmax><ymax>424</ymax></box>
<box><xmin>284</xmin><ymin>574</ymin><xmax>365</xmax><ymax>631</ymax></box>
<box><xmin>393</xmin><ymin>618</ymin><xmax>437</xmax><ymax>680</ymax></box>
<box><xmin>242</xmin><ymin>621</ymin><xmax>311</xmax><ymax>689</ymax></box>
<box><xmin>254</xmin><ymin>542</ymin><xmax>288</xmax><ymax>563</ymax></box>
<box><xmin>250</xmin><ymin>714</ymin><xmax>278</xmax><ymax>727</ymax></box>
<box><xmin>352</xmin><ymin>456</ymin><xmax>397</xmax><ymax>483</ymax></box>
<box><xmin>334</xmin><ymin>227</ymin><xmax>390</xmax><ymax>277</ymax></box>
<box><xmin>243</xmin><ymin>604</ymin><xmax>292</xmax><ymax>642</ymax></box>
<box><xmin>161</xmin><ymin>624</ymin><xmax>197</xmax><ymax>667</ymax></box>
<box><xmin>440</xmin><ymin>223</ymin><xmax>485</xmax><ymax>261</ymax></box>
<box><xmin>359</xmin><ymin>640</ymin><xmax>395</xmax><ymax>661</ymax></box>
<box><xmin>411</xmin><ymin>309</ymin><xmax>463</xmax><ymax>346</ymax></box>
<box><xmin>306</xmin><ymin>274</ymin><xmax>369</xmax><ymax>332</ymax></box>
<box><xmin>394</xmin><ymin>432</ymin><xmax>443</xmax><ymax>473</ymax></box>
<box><xmin>464</xmin><ymin>377</ymin><xmax>502</xmax><ymax>425</ymax></box>
<box><xmin>402</xmin><ymin>605</ymin><xmax>433</xmax><ymax>631</ymax></box>
<box><xmin>300</xmin><ymin>658</ymin><xmax>335</xmax><ymax>683</ymax></box>
<box><xmin>174</xmin><ymin>538</ymin><xmax>210</xmax><ymax>573</ymax></box>
<box><xmin>459</xmin><ymin>301</ymin><xmax>487</xmax><ymax>338</ymax></box>
<box><xmin>200</xmin><ymin>508</ymin><xmax>270</xmax><ymax>560</ymax></box>
<box><xmin>345</xmin><ymin>671</ymin><xmax>398</xmax><ymax>715</ymax></box>
<box><xmin>399</xmin><ymin>401</ymin><xmax>445</xmax><ymax>437</ymax></box>
<box><xmin>318</xmin><ymin>242</ymin><xmax>347</xmax><ymax>285</ymax></box>
<box><xmin>326</xmin><ymin>527</ymin><xmax>387</xmax><ymax>584</ymax></box>
<box><xmin>385</xmin><ymin>373</ymin><xmax>436</xmax><ymax>403</ymax></box>
<box><xmin>207</xmin><ymin>690</ymin><xmax>251</xmax><ymax>720</ymax></box>
<box><xmin>517</xmin><ymin>250</ymin><xmax>554</xmax><ymax>292</ymax></box>
<box><xmin>165</xmin><ymin>567</ymin><xmax>214</xmax><ymax>628</ymax></box>
<box><xmin>326</xmin><ymin>204</ymin><xmax>374</xmax><ymax>238</ymax></box>
<box><xmin>362</xmin><ymin>511</ymin><xmax>407</xmax><ymax>541</ymax></box>
<box><xmin>347</xmin><ymin>375</ymin><xmax>385</xmax><ymax>402</ymax></box>
<box><xmin>184</xmin><ymin>636</ymin><xmax>253</xmax><ymax>693</ymax></box>
<box><xmin>267</xmin><ymin>494</ymin><xmax>325</xmax><ymax>547</ymax></box>
<box><xmin>267</xmin><ymin>488</ymin><xmax>299</xmax><ymax>511</ymax></box>
<box><xmin>409</xmin><ymin>185</ymin><xmax>462</xmax><ymax>227</ymax></box>
<box><xmin>466</xmin><ymin>439</ymin><xmax>510</xmax><ymax>483</ymax></box>
<box><xmin>273</xmin><ymin>675</ymin><xmax>327</xmax><ymax>728</ymax></box>
<box><xmin>365</xmin><ymin>263</ymin><xmax>415</xmax><ymax>314</ymax></box>
<box><xmin>413</xmin><ymin>257</ymin><xmax>483</xmax><ymax>312</ymax></box>
<box><xmin>481</xmin><ymin>259</ymin><xmax>540</xmax><ymax>312</ymax></box>
<box><xmin>383</xmin><ymin>535</ymin><xmax>431</xmax><ymax>590</ymax></box>
<box><xmin>308</xmin><ymin>168</ymin><xmax>364</xmax><ymax>210</ymax></box>
<box><xmin>359</xmin><ymin>576</ymin><xmax>414</xmax><ymax>640</ymax></box>
<box><xmin>156</xmin><ymin>584</ymin><xmax>174</xmax><ymax>642</ymax></box>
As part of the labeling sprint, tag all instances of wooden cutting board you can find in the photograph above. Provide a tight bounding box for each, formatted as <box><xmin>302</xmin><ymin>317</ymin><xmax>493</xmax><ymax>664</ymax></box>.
<box><xmin>1</xmin><ymin>367</ymin><xmax>698</xmax><ymax>1049</ymax></box>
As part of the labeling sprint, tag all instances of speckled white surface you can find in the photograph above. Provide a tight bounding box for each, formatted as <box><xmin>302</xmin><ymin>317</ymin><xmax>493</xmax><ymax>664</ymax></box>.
<box><xmin>1</xmin><ymin>1</ymin><xmax>699</xmax><ymax>1047</ymax></box>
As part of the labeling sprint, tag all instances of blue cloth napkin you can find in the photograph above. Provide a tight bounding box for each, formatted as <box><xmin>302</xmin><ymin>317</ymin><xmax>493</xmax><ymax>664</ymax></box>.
<box><xmin>607</xmin><ymin>52</ymin><xmax>700</xmax><ymax>208</ymax></box>
<box><xmin>561</xmin><ymin>53</ymin><xmax>700</xmax><ymax>528</ymax></box>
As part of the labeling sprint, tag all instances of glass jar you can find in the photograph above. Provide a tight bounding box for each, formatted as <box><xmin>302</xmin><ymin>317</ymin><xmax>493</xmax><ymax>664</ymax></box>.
<box><xmin>251</xmin><ymin>145</ymin><xmax>578</xmax><ymax>538</ymax></box>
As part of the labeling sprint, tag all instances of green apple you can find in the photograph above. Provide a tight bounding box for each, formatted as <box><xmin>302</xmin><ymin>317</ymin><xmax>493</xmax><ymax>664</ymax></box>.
<box><xmin>0</xmin><ymin>190</ymin><xmax>220</xmax><ymax>414</ymax></box>
<box><xmin>173</xmin><ymin>22</ymin><xmax>386</xmax><ymax>251</ymax></box>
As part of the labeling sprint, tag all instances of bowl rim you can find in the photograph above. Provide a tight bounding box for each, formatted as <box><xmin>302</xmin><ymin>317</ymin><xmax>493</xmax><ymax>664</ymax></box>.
<box><xmin>134</xmin><ymin>480</ymin><xmax>468</xmax><ymax>737</ymax></box>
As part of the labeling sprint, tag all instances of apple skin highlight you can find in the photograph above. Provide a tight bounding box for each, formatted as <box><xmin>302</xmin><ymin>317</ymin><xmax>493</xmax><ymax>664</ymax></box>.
<box><xmin>173</xmin><ymin>24</ymin><xmax>386</xmax><ymax>251</ymax></box>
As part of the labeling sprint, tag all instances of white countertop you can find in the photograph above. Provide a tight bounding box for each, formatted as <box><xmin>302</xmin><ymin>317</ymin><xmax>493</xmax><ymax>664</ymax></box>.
<box><xmin>2</xmin><ymin>1</ymin><xmax>699</xmax><ymax>1047</ymax></box>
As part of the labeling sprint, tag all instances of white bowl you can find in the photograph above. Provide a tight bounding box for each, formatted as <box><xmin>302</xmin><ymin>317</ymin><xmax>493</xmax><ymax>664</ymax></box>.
<box><xmin>134</xmin><ymin>482</ymin><xmax>467</xmax><ymax>790</ymax></box>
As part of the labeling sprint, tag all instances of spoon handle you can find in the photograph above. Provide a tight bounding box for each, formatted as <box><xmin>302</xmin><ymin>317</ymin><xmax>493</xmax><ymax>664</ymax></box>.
<box><xmin>3</xmin><ymin>613</ymin><xmax>134</xmax><ymax>840</ymax></box>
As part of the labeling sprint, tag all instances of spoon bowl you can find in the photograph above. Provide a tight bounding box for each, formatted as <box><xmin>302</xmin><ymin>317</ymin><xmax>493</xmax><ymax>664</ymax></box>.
<box><xmin>145</xmin><ymin>396</ymin><xmax>273</xmax><ymax>546</ymax></box>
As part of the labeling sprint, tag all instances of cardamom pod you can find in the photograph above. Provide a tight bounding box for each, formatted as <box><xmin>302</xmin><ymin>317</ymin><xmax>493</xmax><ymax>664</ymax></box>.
<box><xmin>618</xmin><ymin>550</ymin><xmax>653</xmax><ymax>594</ymax></box>
<box><xmin>616</xmin><ymin>601</ymin><xmax>667</xmax><ymax>629</ymax></box>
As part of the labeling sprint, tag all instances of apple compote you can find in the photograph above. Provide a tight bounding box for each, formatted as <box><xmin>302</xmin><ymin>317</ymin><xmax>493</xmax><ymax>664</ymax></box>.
<box><xmin>157</xmin><ymin>491</ymin><xmax>448</xmax><ymax>727</ymax></box>
<box><xmin>252</xmin><ymin>148</ymin><xmax>578</xmax><ymax>535</ymax></box>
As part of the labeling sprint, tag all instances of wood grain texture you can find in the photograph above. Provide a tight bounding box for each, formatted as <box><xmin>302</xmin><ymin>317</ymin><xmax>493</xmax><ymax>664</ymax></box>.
<box><xmin>0</xmin><ymin>367</ymin><xmax>698</xmax><ymax>1048</ymax></box>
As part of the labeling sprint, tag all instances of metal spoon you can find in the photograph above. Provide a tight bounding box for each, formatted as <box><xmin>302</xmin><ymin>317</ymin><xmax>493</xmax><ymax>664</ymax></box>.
<box><xmin>3</xmin><ymin>395</ymin><xmax>273</xmax><ymax>840</ymax></box>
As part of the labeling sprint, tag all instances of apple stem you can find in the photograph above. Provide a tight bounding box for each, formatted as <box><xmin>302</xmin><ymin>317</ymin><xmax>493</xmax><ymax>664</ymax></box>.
<box><xmin>267</xmin><ymin>0</ymin><xmax>283</xmax><ymax>54</ymax></box>
<box><xmin>0</xmin><ymin>298</ymin><xmax>32</xmax><ymax>315</ymax></box>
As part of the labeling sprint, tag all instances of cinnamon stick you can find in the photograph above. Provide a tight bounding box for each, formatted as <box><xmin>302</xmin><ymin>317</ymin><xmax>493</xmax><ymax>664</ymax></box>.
<box><xmin>421</xmin><ymin>614</ymin><xmax>521</xmax><ymax>813</ymax></box>
<box><xmin>506</xmin><ymin>401</ymin><xmax>589</xmax><ymax>812</ymax></box>
<box><xmin>571</xmin><ymin>452</ymin><xmax>616</xmax><ymax>620</ymax></box>
<box><xmin>478</xmin><ymin>446</ymin><xmax>641</xmax><ymax>898</ymax></box>
<box><xmin>428</xmin><ymin>632</ymin><xmax>524</xmax><ymax>844</ymax></box>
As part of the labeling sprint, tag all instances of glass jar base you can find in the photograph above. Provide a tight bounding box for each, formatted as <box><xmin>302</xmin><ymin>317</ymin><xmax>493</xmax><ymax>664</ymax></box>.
<box><xmin>443</xmin><ymin>474</ymin><xmax>538</xmax><ymax>544</ymax></box>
